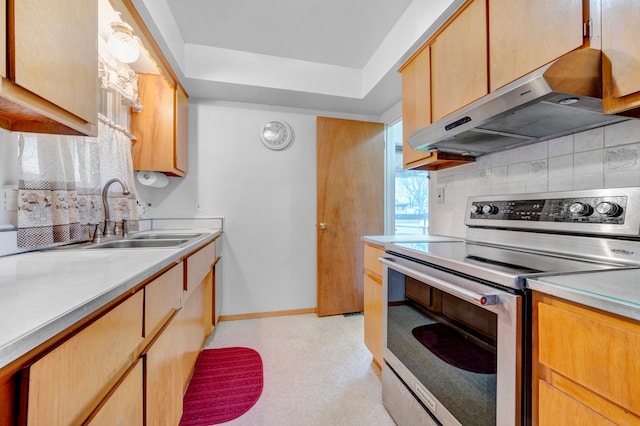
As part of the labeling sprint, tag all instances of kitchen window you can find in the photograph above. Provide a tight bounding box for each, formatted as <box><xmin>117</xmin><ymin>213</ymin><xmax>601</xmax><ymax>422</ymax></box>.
<box><xmin>385</xmin><ymin>120</ymin><xmax>429</xmax><ymax>235</ymax></box>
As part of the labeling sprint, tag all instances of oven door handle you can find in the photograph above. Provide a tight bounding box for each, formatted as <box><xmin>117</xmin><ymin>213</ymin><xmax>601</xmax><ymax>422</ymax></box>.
<box><xmin>380</xmin><ymin>257</ymin><xmax>498</xmax><ymax>306</ymax></box>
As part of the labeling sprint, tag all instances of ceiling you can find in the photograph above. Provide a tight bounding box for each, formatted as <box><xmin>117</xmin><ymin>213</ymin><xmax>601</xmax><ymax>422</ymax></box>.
<box><xmin>164</xmin><ymin>0</ymin><xmax>413</xmax><ymax>69</ymax></box>
<box><xmin>128</xmin><ymin>0</ymin><xmax>462</xmax><ymax>117</ymax></box>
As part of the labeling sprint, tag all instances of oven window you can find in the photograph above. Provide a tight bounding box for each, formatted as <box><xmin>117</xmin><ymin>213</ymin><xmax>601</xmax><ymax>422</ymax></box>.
<box><xmin>387</xmin><ymin>269</ymin><xmax>497</xmax><ymax>425</ymax></box>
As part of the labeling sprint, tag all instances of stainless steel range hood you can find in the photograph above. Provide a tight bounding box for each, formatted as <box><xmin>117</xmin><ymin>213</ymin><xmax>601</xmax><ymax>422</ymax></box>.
<box><xmin>408</xmin><ymin>48</ymin><xmax>629</xmax><ymax>157</ymax></box>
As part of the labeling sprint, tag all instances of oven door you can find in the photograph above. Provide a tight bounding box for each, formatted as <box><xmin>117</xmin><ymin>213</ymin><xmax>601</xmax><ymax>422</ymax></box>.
<box><xmin>381</xmin><ymin>254</ymin><xmax>524</xmax><ymax>426</ymax></box>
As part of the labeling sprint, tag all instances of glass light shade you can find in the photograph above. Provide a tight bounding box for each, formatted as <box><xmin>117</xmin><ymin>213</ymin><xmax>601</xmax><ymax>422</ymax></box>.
<box><xmin>107</xmin><ymin>22</ymin><xmax>140</xmax><ymax>64</ymax></box>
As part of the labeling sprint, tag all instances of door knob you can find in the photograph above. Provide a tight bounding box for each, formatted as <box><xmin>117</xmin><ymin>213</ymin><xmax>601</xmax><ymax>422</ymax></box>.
<box><xmin>319</xmin><ymin>222</ymin><xmax>328</xmax><ymax>230</ymax></box>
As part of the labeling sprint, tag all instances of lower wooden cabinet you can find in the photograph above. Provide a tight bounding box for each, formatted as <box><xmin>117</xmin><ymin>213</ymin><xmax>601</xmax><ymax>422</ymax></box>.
<box><xmin>363</xmin><ymin>243</ymin><xmax>385</xmax><ymax>366</ymax></box>
<box><xmin>145</xmin><ymin>312</ymin><xmax>183</xmax><ymax>425</ymax></box>
<box><xmin>86</xmin><ymin>360</ymin><xmax>144</xmax><ymax>426</ymax></box>
<box><xmin>533</xmin><ymin>292</ymin><xmax>640</xmax><ymax>425</ymax></box>
<box><xmin>25</xmin><ymin>291</ymin><xmax>144</xmax><ymax>425</ymax></box>
<box><xmin>11</xmin><ymin>239</ymin><xmax>220</xmax><ymax>425</ymax></box>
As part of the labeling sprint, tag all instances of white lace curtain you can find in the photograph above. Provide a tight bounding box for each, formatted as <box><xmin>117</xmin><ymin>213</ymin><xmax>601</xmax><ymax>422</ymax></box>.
<box><xmin>16</xmin><ymin>41</ymin><xmax>143</xmax><ymax>248</ymax></box>
<box><xmin>16</xmin><ymin>122</ymin><xmax>139</xmax><ymax>247</ymax></box>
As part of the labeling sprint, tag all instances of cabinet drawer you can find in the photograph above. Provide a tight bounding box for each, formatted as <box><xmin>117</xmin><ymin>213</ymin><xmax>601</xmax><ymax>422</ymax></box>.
<box><xmin>185</xmin><ymin>241</ymin><xmax>215</xmax><ymax>293</ymax></box>
<box><xmin>538</xmin><ymin>301</ymin><xmax>640</xmax><ymax>416</ymax></box>
<box><xmin>144</xmin><ymin>263</ymin><xmax>183</xmax><ymax>338</ymax></box>
<box><xmin>539</xmin><ymin>381</ymin><xmax>615</xmax><ymax>426</ymax></box>
<box><xmin>26</xmin><ymin>291</ymin><xmax>143</xmax><ymax>425</ymax></box>
<box><xmin>86</xmin><ymin>359</ymin><xmax>144</xmax><ymax>426</ymax></box>
<box><xmin>364</xmin><ymin>243</ymin><xmax>384</xmax><ymax>277</ymax></box>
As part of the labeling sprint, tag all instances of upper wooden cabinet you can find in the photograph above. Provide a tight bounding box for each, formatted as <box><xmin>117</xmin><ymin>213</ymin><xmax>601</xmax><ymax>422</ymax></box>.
<box><xmin>431</xmin><ymin>0</ymin><xmax>487</xmax><ymax>121</ymax></box>
<box><xmin>130</xmin><ymin>74</ymin><xmax>188</xmax><ymax>176</ymax></box>
<box><xmin>601</xmin><ymin>0</ymin><xmax>640</xmax><ymax>116</ymax></box>
<box><xmin>399</xmin><ymin>1</ymin><xmax>478</xmax><ymax>170</ymax></box>
<box><xmin>400</xmin><ymin>45</ymin><xmax>432</xmax><ymax>169</ymax></box>
<box><xmin>110</xmin><ymin>0</ymin><xmax>189</xmax><ymax>177</ymax></box>
<box><xmin>0</xmin><ymin>0</ymin><xmax>98</xmax><ymax>136</ymax></box>
<box><xmin>489</xmin><ymin>0</ymin><xmax>585</xmax><ymax>92</ymax></box>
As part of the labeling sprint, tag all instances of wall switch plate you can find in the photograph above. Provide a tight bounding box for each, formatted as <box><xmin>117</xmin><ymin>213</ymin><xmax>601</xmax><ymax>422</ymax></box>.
<box><xmin>437</xmin><ymin>187</ymin><xmax>445</xmax><ymax>204</ymax></box>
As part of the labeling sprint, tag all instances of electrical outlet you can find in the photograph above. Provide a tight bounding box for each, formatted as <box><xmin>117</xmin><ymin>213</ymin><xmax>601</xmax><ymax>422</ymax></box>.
<box><xmin>3</xmin><ymin>188</ymin><xmax>18</xmax><ymax>211</ymax></box>
<box><xmin>437</xmin><ymin>187</ymin><xmax>445</xmax><ymax>204</ymax></box>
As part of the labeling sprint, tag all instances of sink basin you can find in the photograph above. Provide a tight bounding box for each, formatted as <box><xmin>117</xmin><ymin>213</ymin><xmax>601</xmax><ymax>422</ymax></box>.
<box><xmin>130</xmin><ymin>233</ymin><xmax>204</xmax><ymax>240</ymax></box>
<box><xmin>87</xmin><ymin>239</ymin><xmax>188</xmax><ymax>249</ymax></box>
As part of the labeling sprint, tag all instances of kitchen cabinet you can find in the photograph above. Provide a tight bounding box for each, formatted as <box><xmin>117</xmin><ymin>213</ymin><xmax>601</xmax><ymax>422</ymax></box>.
<box><xmin>363</xmin><ymin>243</ymin><xmax>384</xmax><ymax>366</ymax></box>
<box><xmin>144</xmin><ymin>313</ymin><xmax>183</xmax><ymax>425</ymax></box>
<box><xmin>532</xmin><ymin>292</ymin><xmax>640</xmax><ymax>425</ymax></box>
<box><xmin>0</xmin><ymin>0</ymin><xmax>98</xmax><ymax>136</ymax></box>
<box><xmin>180</xmin><ymin>241</ymin><xmax>217</xmax><ymax>390</ymax></box>
<box><xmin>25</xmin><ymin>290</ymin><xmax>144</xmax><ymax>425</ymax></box>
<box><xmin>601</xmin><ymin>0</ymin><xmax>640</xmax><ymax>116</ymax></box>
<box><xmin>130</xmin><ymin>73</ymin><xmax>189</xmax><ymax>177</ymax></box>
<box><xmin>431</xmin><ymin>0</ymin><xmax>487</xmax><ymax>121</ymax></box>
<box><xmin>489</xmin><ymin>0</ymin><xmax>585</xmax><ymax>92</ymax></box>
<box><xmin>86</xmin><ymin>360</ymin><xmax>144</xmax><ymax>426</ymax></box>
<box><xmin>399</xmin><ymin>44</ymin><xmax>475</xmax><ymax>171</ymax></box>
<box><xmin>143</xmin><ymin>264</ymin><xmax>183</xmax><ymax>424</ymax></box>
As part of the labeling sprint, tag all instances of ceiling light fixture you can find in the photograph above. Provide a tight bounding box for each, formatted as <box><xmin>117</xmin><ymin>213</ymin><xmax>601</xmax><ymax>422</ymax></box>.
<box><xmin>107</xmin><ymin>22</ymin><xmax>140</xmax><ymax>64</ymax></box>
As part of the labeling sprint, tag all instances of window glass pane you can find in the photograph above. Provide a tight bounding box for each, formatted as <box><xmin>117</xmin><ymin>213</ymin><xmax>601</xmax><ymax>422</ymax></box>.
<box><xmin>387</xmin><ymin>121</ymin><xmax>429</xmax><ymax>235</ymax></box>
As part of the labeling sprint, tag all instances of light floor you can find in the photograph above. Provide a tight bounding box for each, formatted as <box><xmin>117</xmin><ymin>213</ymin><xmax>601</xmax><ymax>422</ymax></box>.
<box><xmin>202</xmin><ymin>313</ymin><xmax>397</xmax><ymax>426</ymax></box>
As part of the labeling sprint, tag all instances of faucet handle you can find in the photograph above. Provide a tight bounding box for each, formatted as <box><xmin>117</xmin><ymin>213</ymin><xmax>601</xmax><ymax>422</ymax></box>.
<box><xmin>122</xmin><ymin>216</ymin><xmax>129</xmax><ymax>238</ymax></box>
<box><xmin>92</xmin><ymin>223</ymin><xmax>103</xmax><ymax>243</ymax></box>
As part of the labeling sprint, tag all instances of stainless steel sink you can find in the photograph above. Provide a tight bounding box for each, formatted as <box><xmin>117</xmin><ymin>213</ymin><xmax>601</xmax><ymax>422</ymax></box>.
<box><xmin>87</xmin><ymin>239</ymin><xmax>189</xmax><ymax>249</ymax></box>
<box><xmin>130</xmin><ymin>233</ymin><xmax>204</xmax><ymax>240</ymax></box>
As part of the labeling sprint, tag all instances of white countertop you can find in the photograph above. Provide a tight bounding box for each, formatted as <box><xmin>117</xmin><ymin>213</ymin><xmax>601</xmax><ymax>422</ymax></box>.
<box><xmin>527</xmin><ymin>268</ymin><xmax>640</xmax><ymax>321</ymax></box>
<box><xmin>0</xmin><ymin>228</ymin><xmax>221</xmax><ymax>369</ymax></box>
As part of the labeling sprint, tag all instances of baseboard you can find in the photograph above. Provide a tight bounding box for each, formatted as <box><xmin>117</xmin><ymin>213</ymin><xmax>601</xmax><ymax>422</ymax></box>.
<box><xmin>219</xmin><ymin>308</ymin><xmax>317</xmax><ymax>321</ymax></box>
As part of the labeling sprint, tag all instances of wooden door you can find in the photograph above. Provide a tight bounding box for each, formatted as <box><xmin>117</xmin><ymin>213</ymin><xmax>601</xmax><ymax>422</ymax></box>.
<box><xmin>316</xmin><ymin>117</ymin><xmax>384</xmax><ymax>316</ymax></box>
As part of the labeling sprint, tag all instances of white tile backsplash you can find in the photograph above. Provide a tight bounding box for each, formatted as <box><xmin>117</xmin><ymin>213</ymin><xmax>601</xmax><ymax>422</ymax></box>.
<box><xmin>604</xmin><ymin>119</ymin><xmax>640</xmax><ymax>147</ymax></box>
<box><xmin>430</xmin><ymin>119</ymin><xmax>640</xmax><ymax>237</ymax></box>
<box><xmin>574</xmin><ymin>128</ymin><xmax>604</xmax><ymax>152</ymax></box>
<box><xmin>548</xmin><ymin>135</ymin><xmax>574</xmax><ymax>157</ymax></box>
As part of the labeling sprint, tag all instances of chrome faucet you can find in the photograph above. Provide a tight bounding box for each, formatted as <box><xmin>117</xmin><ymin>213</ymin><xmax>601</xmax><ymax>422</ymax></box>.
<box><xmin>101</xmin><ymin>178</ymin><xmax>131</xmax><ymax>239</ymax></box>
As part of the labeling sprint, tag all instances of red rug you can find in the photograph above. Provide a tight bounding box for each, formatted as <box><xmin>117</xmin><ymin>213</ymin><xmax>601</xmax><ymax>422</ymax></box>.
<box><xmin>180</xmin><ymin>347</ymin><xmax>264</xmax><ymax>426</ymax></box>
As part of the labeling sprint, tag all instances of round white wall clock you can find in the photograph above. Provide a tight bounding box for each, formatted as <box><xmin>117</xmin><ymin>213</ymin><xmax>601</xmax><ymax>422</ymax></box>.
<box><xmin>260</xmin><ymin>120</ymin><xmax>293</xmax><ymax>150</ymax></box>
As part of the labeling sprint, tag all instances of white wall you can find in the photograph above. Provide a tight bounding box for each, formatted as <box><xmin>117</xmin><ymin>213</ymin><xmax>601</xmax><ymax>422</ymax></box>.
<box><xmin>0</xmin><ymin>129</ymin><xmax>19</xmax><ymax>227</ymax></box>
<box><xmin>429</xmin><ymin>119</ymin><xmax>640</xmax><ymax>238</ymax></box>
<box><xmin>136</xmin><ymin>100</ymin><xmax>375</xmax><ymax>316</ymax></box>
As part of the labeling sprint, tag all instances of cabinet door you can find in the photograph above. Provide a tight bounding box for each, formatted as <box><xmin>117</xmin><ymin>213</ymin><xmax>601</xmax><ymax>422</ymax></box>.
<box><xmin>602</xmin><ymin>0</ymin><xmax>640</xmax><ymax>114</ymax></box>
<box><xmin>176</xmin><ymin>84</ymin><xmax>189</xmax><ymax>174</ymax></box>
<box><xmin>538</xmin><ymin>381</ymin><xmax>615</xmax><ymax>426</ymax></box>
<box><xmin>131</xmin><ymin>73</ymin><xmax>185</xmax><ymax>176</ymax></box>
<box><xmin>26</xmin><ymin>291</ymin><xmax>143</xmax><ymax>425</ymax></box>
<box><xmin>537</xmin><ymin>301</ymin><xmax>640</xmax><ymax>416</ymax></box>
<box><xmin>144</xmin><ymin>263</ymin><xmax>183</xmax><ymax>339</ymax></box>
<box><xmin>489</xmin><ymin>0</ymin><xmax>584</xmax><ymax>91</ymax></box>
<box><xmin>431</xmin><ymin>0</ymin><xmax>487</xmax><ymax>121</ymax></box>
<box><xmin>364</xmin><ymin>273</ymin><xmax>383</xmax><ymax>366</ymax></box>
<box><xmin>401</xmin><ymin>46</ymin><xmax>432</xmax><ymax>168</ymax></box>
<box><xmin>12</xmin><ymin>0</ymin><xmax>97</xmax><ymax>123</ymax></box>
<box><xmin>145</xmin><ymin>313</ymin><xmax>183</xmax><ymax>426</ymax></box>
<box><xmin>87</xmin><ymin>360</ymin><xmax>144</xmax><ymax>426</ymax></box>
<box><xmin>181</xmin><ymin>284</ymin><xmax>204</xmax><ymax>391</ymax></box>
<box><xmin>0</xmin><ymin>0</ymin><xmax>5</xmax><ymax>78</ymax></box>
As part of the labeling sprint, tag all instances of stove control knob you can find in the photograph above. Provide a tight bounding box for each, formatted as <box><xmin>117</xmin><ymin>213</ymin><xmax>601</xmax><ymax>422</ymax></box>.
<box><xmin>569</xmin><ymin>202</ymin><xmax>593</xmax><ymax>216</ymax></box>
<box><xmin>470</xmin><ymin>204</ymin><xmax>482</xmax><ymax>215</ymax></box>
<box><xmin>596</xmin><ymin>201</ymin><xmax>622</xmax><ymax>217</ymax></box>
<box><xmin>482</xmin><ymin>204</ymin><xmax>498</xmax><ymax>215</ymax></box>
